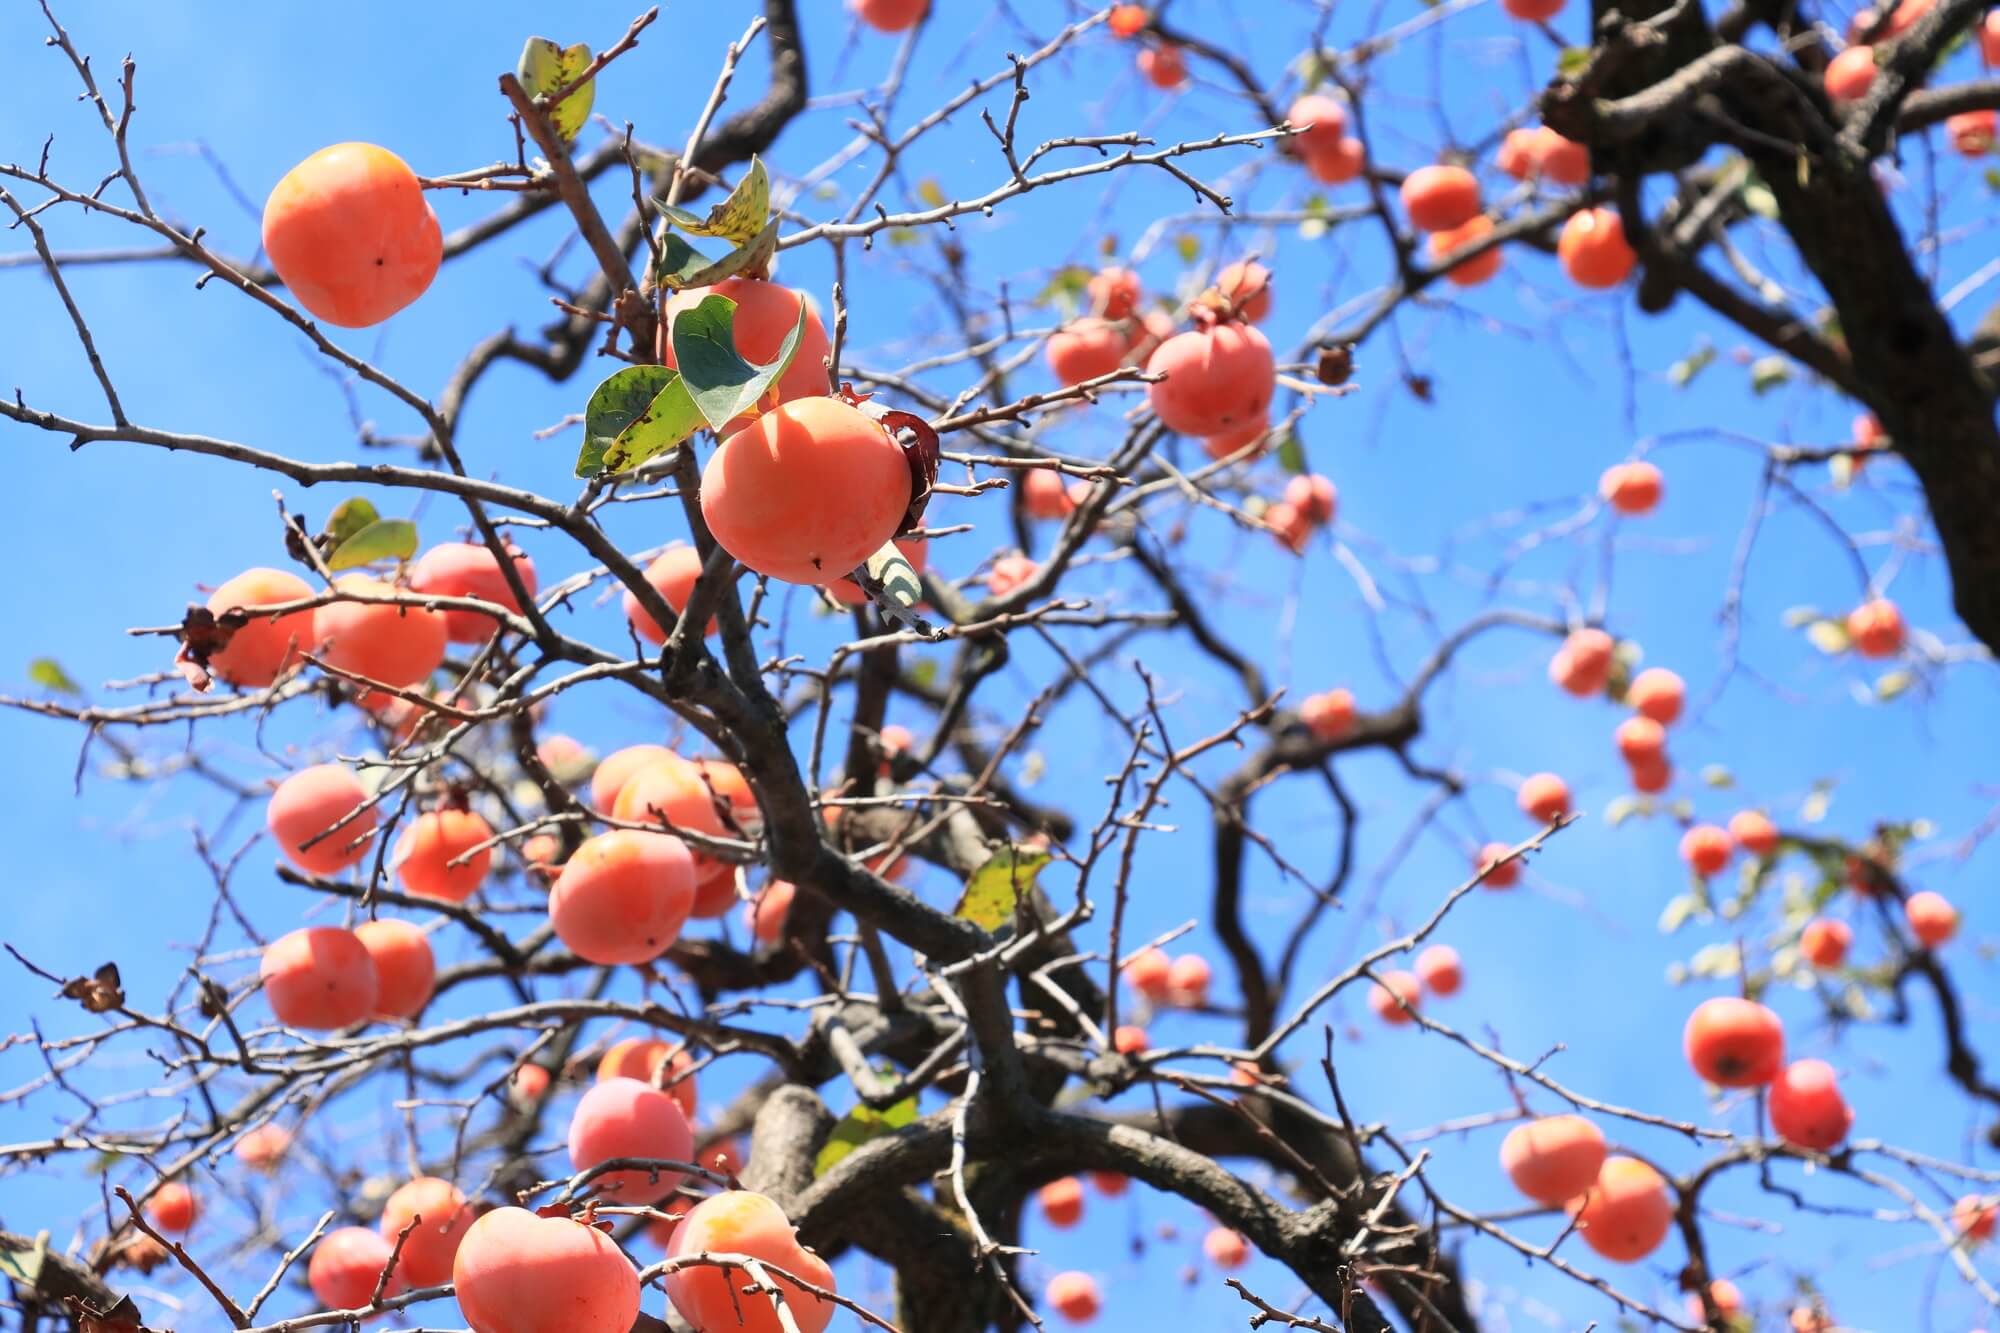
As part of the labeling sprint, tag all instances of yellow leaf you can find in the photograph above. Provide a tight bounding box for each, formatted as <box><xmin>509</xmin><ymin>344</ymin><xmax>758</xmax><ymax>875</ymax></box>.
<box><xmin>952</xmin><ymin>847</ymin><xmax>1052</xmax><ymax>932</ymax></box>
<box><xmin>917</xmin><ymin>177</ymin><xmax>946</xmax><ymax>208</ymax></box>
<box><xmin>517</xmin><ymin>37</ymin><xmax>595</xmax><ymax>145</ymax></box>
<box><xmin>659</xmin><ymin>158</ymin><xmax>772</xmax><ymax>246</ymax></box>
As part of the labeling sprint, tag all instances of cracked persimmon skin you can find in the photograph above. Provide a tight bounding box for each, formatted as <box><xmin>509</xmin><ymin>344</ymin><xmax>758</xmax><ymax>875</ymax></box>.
<box><xmin>453</xmin><ymin>1207</ymin><xmax>640</xmax><ymax>1333</ymax></box>
<box><xmin>205</xmin><ymin>567</ymin><xmax>315</xmax><ymax>687</ymax></box>
<box><xmin>1684</xmin><ymin>996</ymin><xmax>1785</xmax><ymax>1087</ymax></box>
<box><xmin>660</xmin><ymin>277</ymin><xmax>830</xmax><ymax>437</ymax></box>
<box><xmin>309</xmin><ymin>1226</ymin><xmax>404</xmax><ymax>1311</ymax></box>
<box><xmin>354</xmin><ymin>919</ymin><xmax>434</xmax><ymax>1022</ymax></box>
<box><xmin>699</xmin><ymin>396</ymin><xmax>911</xmax><ymax>585</ymax></box>
<box><xmin>262</xmin><ymin>144</ymin><xmax>442</xmax><ymax>328</ymax></box>
<box><xmin>1145</xmin><ymin>322</ymin><xmax>1276</xmax><ymax>438</ymax></box>
<box><xmin>269</xmin><ymin>764</ymin><xmax>377</xmax><ymax>875</ymax></box>
<box><xmin>664</xmin><ymin>1191</ymin><xmax>838</xmax><ymax>1333</ymax></box>
<box><xmin>261</xmin><ymin>926</ymin><xmax>378</xmax><ymax>1031</ymax></box>
<box><xmin>566</xmin><ymin>1077</ymin><xmax>694</xmax><ymax>1206</ymax></box>
<box><xmin>409</xmin><ymin>542</ymin><xmax>539</xmax><ymax>644</ymax></box>
<box><xmin>1500</xmin><ymin>1115</ymin><xmax>1607</xmax><ymax>1206</ymax></box>
<box><xmin>379</xmin><ymin>1176</ymin><xmax>473</xmax><ymax>1288</ymax></box>
<box><xmin>548</xmin><ymin>830</ymin><xmax>696</xmax><ymax>966</ymax></box>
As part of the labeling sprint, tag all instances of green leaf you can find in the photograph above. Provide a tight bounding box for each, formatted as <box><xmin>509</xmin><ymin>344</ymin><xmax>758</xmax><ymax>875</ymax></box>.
<box><xmin>0</xmin><ymin>1231</ymin><xmax>46</xmax><ymax>1287</ymax></box>
<box><xmin>907</xmin><ymin>658</ymin><xmax>939</xmax><ymax>689</ymax></box>
<box><xmin>856</xmin><ymin>541</ymin><xmax>925</xmax><ymax>624</ymax></box>
<box><xmin>671</xmin><ymin>294</ymin><xmax>809</xmax><ymax>432</ymax></box>
<box><xmin>1749</xmin><ymin>355</ymin><xmax>1792</xmax><ymax>394</ymax></box>
<box><xmin>916</xmin><ymin>176</ymin><xmax>947</xmax><ymax>208</ymax></box>
<box><xmin>1668</xmin><ymin>339</ymin><xmax>1716</xmax><ymax>388</ymax></box>
<box><xmin>814</xmin><ymin>1086</ymin><xmax>919</xmax><ymax>1177</ymax></box>
<box><xmin>1556</xmin><ymin>46</ymin><xmax>1592</xmax><ymax>77</ymax></box>
<box><xmin>1984</xmin><ymin>166</ymin><xmax>2000</xmax><ymax>193</ymax></box>
<box><xmin>952</xmin><ymin>846</ymin><xmax>1053</xmax><ymax>932</ymax></box>
<box><xmin>1175</xmin><ymin>233</ymin><xmax>1201</xmax><ymax>264</ymax></box>
<box><xmin>321</xmin><ymin>497</ymin><xmax>380</xmax><ymax>549</ymax></box>
<box><xmin>325</xmin><ymin>519</ymin><xmax>418</xmax><ymax>572</ymax></box>
<box><xmin>1274</xmin><ymin>432</ymin><xmax>1307</xmax><ymax>475</ymax></box>
<box><xmin>652</xmin><ymin>218</ymin><xmax>781</xmax><ymax>291</ymax></box>
<box><xmin>1701</xmin><ymin>764</ymin><xmax>1734</xmax><ymax>789</ymax></box>
<box><xmin>518</xmin><ymin>37</ymin><xmax>595</xmax><ymax>145</ymax></box>
<box><xmin>577</xmin><ymin>364</ymin><xmax>705</xmax><ymax>479</ymax></box>
<box><xmin>27</xmin><ymin>658</ymin><xmax>80</xmax><ymax>695</ymax></box>
<box><xmin>659</xmin><ymin>158</ymin><xmax>772</xmax><ymax>245</ymax></box>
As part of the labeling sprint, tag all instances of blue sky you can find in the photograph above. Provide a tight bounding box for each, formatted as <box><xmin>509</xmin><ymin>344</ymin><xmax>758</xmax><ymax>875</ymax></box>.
<box><xmin>3</xmin><ymin>2</ymin><xmax>1999</xmax><ymax>1331</ymax></box>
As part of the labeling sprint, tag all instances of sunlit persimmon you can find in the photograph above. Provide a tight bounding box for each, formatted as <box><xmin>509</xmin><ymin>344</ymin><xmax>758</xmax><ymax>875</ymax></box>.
<box><xmin>1113</xmin><ymin>1024</ymin><xmax>1150</xmax><ymax>1053</ymax></box>
<box><xmin>354</xmin><ymin>918</ymin><xmax>435</xmax><ymax>1021</ymax></box>
<box><xmin>395</xmin><ymin>807</ymin><xmax>495</xmax><ymax>904</ymax></box>
<box><xmin>1429</xmin><ymin>215</ymin><xmax>1503</xmax><ymax>286</ymax></box>
<box><xmin>380</xmin><ymin>1176</ymin><xmax>473</xmax><ymax>1288</ymax></box>
<box><xmin>1138</xmin><ymin>43</ymin><xmax>1187</xmax><ymax>88</ymax></box>
<box><xmin>1109</xmin><ymin>4</ymin><xmax>1149</xmax><ymax>37</ymax></box>
<box><xmin>1568</xmin><ymin>1156</ymin><xmax>1673</xmax><ymax>1262</ymax></box>
<box><xmin>1284</xmin><ymin>473</ymin><xmax>1337</xmax><ymax>525</ymax></box>
<box><xmin>1615</xmin><ymin>716</ymin><xmax>1666</xmax><ymax>764</ymax></box>
<box><xmin>1824</xmin><ymin>46</ymin><xmax>1877</xmax><ymax>102</ymax></box>
<box><xmin>614</xmin><ymin>754</ymin><xmax>759</xmax><ymax>913</ymax></box>
<box><xmin>1477</xmin><ymin>842</ymin><xmax>1521</xmax><ymax>889</ymax></box>
<box><xmin>1599</xmin><ymin>460</ymin><xmax>1663</xmax><ymax>515</ymax></box>
<box><xmin>409</xmin><ymin>542</ymin><xmax>538</xmax><ymax>643</ymax></box>
<box><xmin>233</xmin><ymin>1123</ymin><xmax>292</xmax><ymax>1171</ymax></box>
<box><xmin>1846</xmin><ymin>598</ymin><xmax>1905</xmax><ymax>657</ymax></box>
<box><xmin>1047</xmin><ymin>318</ymin><xmax>1131</xmax><ymax>388</ymax></box>
<box><xmin>1287</xmin><ymin>95</ymin><xmax>1349</xmax><ymax>155</ymax></box>
<box><xmin>1727</xmin><ymin>810</ymin><xmax>1779</xmax><ymax>858</ymax></box>
<box><xmin>1167</xmin><ymin>953</ymin><xmax>1212</xmax><ymax>1006</ymax></box>
<box><xmin>1558</xmin><ymin>207</ymin><xmax>1636</xmax><ymax>290</ymax></box>
<box><xmin>1214</xmin><ymin>260</ymin><xmax>1273</xmax><ymax>322</ymax></box>
<box><xmin>1627</xmin><ymin>667</ymin><xmax>1685</xmax><ymax>725</ymax></box>
<box><xmin>1039</xmin><ymin>1176</ymin><xmax>1084</xmax><ymax>1227</ymax></box>
<box><xmin>987</xmin><ymin>552</ymin><xmax>1040</xmax><ymax>597</ymax></box>
<box><xmin>548</xmin><ymin>830</ymin><xmax>696</xmax><ymax>965</ymax></box>
<box><xmin>1301</xmin><ymin>688</ymin><xmax>1356</xmax><ymax>743</ymax></box>
<box><xmin>596</xmin><ymin>1038</ymin><xmax>699</xmax><ymax>1122</ymax></box>
<box><xmin>1203</xmin><ymin>415</ymin><xmax>1271</xmax><ymax>460</ymax></box>
<box><xmin>268</xmin><ymin>764</ymin><xmax>376</xmax><ymax>875</ymax></box>
<box><xmin>1953</xmin><ymin>1193</ymin><xmax>1997</xmax><ymax>1243</ymax></box>
<box><xmin>1532</xmin><ymin>127</ymin><xmax>1590</xmax><ymax>185</ymax></box>
<box><xmin>1550</xmin><ymin>627</ymin><xmax>1615</xmax><ymax>696</ymax></box>
<box><xmin>1203</xmin><ymin>1227</ymin><xmax>1249</xmax><ymax>1269</ymax></box>
<box><xmin>1799</xmin><ymin>917</ymin><xmax>1852</xmax><ymax>968</ymax></box>
<box><xmin>853</xmin><ymin>0</ymin><xmax>929</xmax><ymax>31</ymax></box>
<box><xmin>1400</xmin><ymin>164</ymin><xmax>1481</xmax><ymax>232</ymax></box>
<box><xmin>312</xmin><ymin>575</ymin><xmax>449</xmax><ymax>690</ymax></box>
<box><xmin>1502</xmin><ymin>0</ymin><xmax>1565</xmax><ymax>19</ymax></box>
<box><xmin>1500</xmin><ymin>1115</ymin><xmax>1606</xmax><ymax>1205</ymax></box>
<box><xmin>1024</xmin><ymin>467</ymin><xmax>1079</xmax><ymax>520</ymax></box>
<box><xmin>568</xmin><ymin>1076</ymin><xmax>694</xmax><ymax>1204</ymax></box>
<box><xmin>1679</xmin><ymin>824</ymin><xmax>1733</xmax><ymax>877</ymax></box>
<box><xmin>702</xmin><ymin>396</ymin><xmax>909</xmax><ymax>585</ymax></box>
<box><xmin>591</xmin><ymin>744</ymin><xmax>673</xmax><ymax>814</ymax></box>
<box><xmin>205</xmin><ymin>568</ymin><xmax>315</xmax><ymax>687</ymax></box>
<box><xmin>1416</xmin><ymin>945</ymin><xmax>1462</xmax><ymax>996</ymax></box>
<box><xmin>1303</xmin><ymin>136</ymin><xmax>1367</xmax><ymax>183</ymax></box>
<box><xmin>453</xmin><ymin>1207</ymin><xmax>639</xmax><ymax>1333</ymax></box>
<box><xmin>1948</xmin><ymin>109</ymin><xmax>1997</xmax><ymax>156</ymax></box>
<box><xmin>660</xmin><ymin>277</ymin><xmax>830</xmax><ymax>436</ymax></box>
<box><xmin>1125</xmin><ymin>946</ymin><xmax>1172</xmax><ymax>1002</ymax></box>
<box><xmin>1147</xmin><ymin>322</ymin><xmax>1276</xmax><ymax>437</ymax></box>
<box><xmin>1518</xmin><ymin>772</ymin><xmax>1571</xmax><ymax>823</ymax></box>
<box><xmin>1087</xmin><ymin>266</ymin><xmax>1141</xmax><ymax>320</ymax></box>
<box><xmin>1629</xmin><ymin>755</ymin><xmax>1672</xmax><ymax>794</ymax></box>
<box><xmin>310</xmin><ymin>1226</ymin><xmax>403</xmax><ymax>1311</ymax></box>
<box><xmin>1369</xmin><ymin>970</ymin><xmax>1422</xmax><ymax>1024</ymax></box>
<box><xmin>147</xmin><ymin>1182</ymin><xmax>197</xmax><ymax>1234</ymax></box>
<box><xmin>626</xmin><ymin>546</ymin><xmax>716</xmax><ymax>643</ymax></box>
<box><xmin>262</xmin><ymin>143</ymin><xmax>441</xmax><ymax>328</ymax></box>
<box><xmin>1684</xmin><ymin>996</ymin><xmax>1784</xmax><ymax>1087</ymax></box>
<box><xmin>1905</xmin><ymin>890</ymin><xmax>1958</xmax><ymax>947</ymax></box>
<box><xmin>1768</xmin><ymin>1058</ymin><xmax>1854</xmax><ymax>1150</ymax></box>
<box><xmin>749</xmin><ymin>878</ymin><xmax>795</xmax><ymax>943</ymax></box>
<box><xmin>664</xmin><ymin>1191</ymin><xmax>838</xmax><ymax>1333</ymax></box>
<box><xmin>261</xmin><ymin>926</ymin><xmax>377</xmax><ymax>1031</ymax></box>
<box><xmin>1048</xmin><ymin>1271</ymin><xmax>1101</xmax><ymax>1324</ymax></box>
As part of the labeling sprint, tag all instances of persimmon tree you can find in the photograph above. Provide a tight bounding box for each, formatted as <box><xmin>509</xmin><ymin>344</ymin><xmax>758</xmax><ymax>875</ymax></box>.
<box><xmin>2</xmin><ymin>2</ymin><xmax>1997</xmax><ymax>1333</ymax></box>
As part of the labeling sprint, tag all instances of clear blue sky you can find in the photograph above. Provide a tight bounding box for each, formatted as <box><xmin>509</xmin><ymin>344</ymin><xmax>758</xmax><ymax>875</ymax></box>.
<box><xmin>3</xmin><ymin>2</ymin><xmax>1998</xmax><ymax>1331</ymax></box>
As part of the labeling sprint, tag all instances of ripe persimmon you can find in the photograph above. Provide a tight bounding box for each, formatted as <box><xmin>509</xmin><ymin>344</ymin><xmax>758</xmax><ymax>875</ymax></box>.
<box><xmin>262</xmin><ymin>144</ymin><xmax>441</xmax><ymax>328</ymax></box>
<box><xmin>1500</xmin><ymin>1114</ymin><xmax>1606</xmax><ymax>1205</ymax></box>
<box><xmin>1400</xmin><ymin>164</ymin><xmax>1481</xmax><ymax>232</ymax></box>
<box><xmin>1558</xmin><ymin>207</ymin><xmax>1636</xmax><ymax>289</ymax></box>
<box><xmin>409</xmin><ymin>542</ymin><xmax>538</xmax><ymax>643</ymax></box>
<box><xmin>1146</xmin><ymin>322</ymin><xmax>1276</xmax><ymax>437</ymax></box>
<box><xmin>1568</xmin><ymin>1156</ymin><xmax>1674</xmax><ymax>1262</ymax></box>
<box><xmin>660</xmin><ymin>277</ymin><xmax>830</xmax><ymax>436</ymax></box>
<box><xmin>1428</xmin><ymin>215</ymin><xmax>1503</xmax><ymax>286</ymax></box>
<box><xmin>700</xmin><ymin>396</ymin><xmax>910</xmax><ymax>585</ymax></box>
<box><xmin>205</xmin><ymin>568</ymin><xmax>315</xmax><ymax>687</ymax></box>
<box><xmin>1768</xmin><ymin>1058</ymin><xmax>1854</xmax><ymax>1150</ymax></box>
<box><xmin>1599</xmin><ymin>460</ymin><xmax>1663</xmax><ymax>515</ymax></box>
<box><xmin>626</xmin><ymin>546</ymin><xmax>716</xmax><ymax>643</ymax></box>
<box><xmin>1683</xmin><ymin>996</ymin><xmax>1784</xmax><ymax>1086</ymax></box>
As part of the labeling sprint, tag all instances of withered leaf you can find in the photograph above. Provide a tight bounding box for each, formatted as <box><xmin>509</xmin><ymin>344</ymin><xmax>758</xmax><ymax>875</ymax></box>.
<box><xmin>59</xmin><ymin>962</ymin><xmax>124</xmax><ymax>1014</ymax></box>
<box><xmin>1316</xmin><ymin>344</ymin><xmax>1354</xmax><ymax>386</ymax></box>
<box><xmin>65</xmin><ymin>1294</ymin><xmax>147</xmax><ymax>1333</ymax></box>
